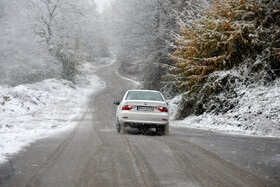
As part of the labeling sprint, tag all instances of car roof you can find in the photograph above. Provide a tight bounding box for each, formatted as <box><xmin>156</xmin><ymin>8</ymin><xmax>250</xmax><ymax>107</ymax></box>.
<box><xmin>127</xmin><ymin>90</ymin><xmax>161</xmax><ymax>93</ymax></box>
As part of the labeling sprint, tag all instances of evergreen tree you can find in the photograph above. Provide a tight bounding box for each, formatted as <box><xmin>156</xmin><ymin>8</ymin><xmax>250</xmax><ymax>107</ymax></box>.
<box><xmin>172</xmin><ymin>0</ymin><xmax>280</xmax><ymax>92</ymax></box>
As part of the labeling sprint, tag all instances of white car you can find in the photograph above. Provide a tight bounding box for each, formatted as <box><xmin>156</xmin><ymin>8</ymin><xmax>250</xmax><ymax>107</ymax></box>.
<box><xmin>113</xmin><ymin>90</ymin><xmax>169</xmax><ymax>135</ymax></box>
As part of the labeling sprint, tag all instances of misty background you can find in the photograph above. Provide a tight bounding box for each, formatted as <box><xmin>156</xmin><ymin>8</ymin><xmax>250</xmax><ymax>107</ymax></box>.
<box><xmin>0</xmin><ymin>0</ymin><xmax>104</xmax><ymax>85</ymax></box>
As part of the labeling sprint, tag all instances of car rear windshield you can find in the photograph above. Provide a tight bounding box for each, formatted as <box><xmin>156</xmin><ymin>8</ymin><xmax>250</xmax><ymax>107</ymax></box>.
<box><xmin>126</xmin><ymin>91</ymin><xmax>164</xmax><ymax>101</ymax></box>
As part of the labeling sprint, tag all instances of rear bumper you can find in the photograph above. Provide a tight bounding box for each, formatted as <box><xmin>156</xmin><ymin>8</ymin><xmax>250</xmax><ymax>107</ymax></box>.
<box><xmin>118</xmin><ymin>111</ymin><xmax>169</xmax><ymax>126</ymax></box>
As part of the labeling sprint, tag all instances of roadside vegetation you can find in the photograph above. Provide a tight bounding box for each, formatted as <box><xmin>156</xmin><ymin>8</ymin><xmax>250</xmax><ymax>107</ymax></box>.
<box><xmin>171</xmin><ymin>0</ymin><xmax>280</xmax><ymax>118</ymax></box>
<box><xmin>107</xmin><ymin>0</ymin><xmax>280</xmax><ymax>120</ymax></box>
<box><xmin>103</xmin><ymin>0</ymin><xmax>207</xmax><ymax>92</ymax></box>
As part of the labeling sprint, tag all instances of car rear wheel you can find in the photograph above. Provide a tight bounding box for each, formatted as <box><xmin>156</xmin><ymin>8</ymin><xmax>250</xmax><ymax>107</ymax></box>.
<box><xmin>117</xmin><ymin>121</ymin><xmax>125</xmax><ymax>134</ymax></box>
<box><xmin>157</xmin><ymin>126</ymin><xmax>165</xmax><ymax>136</ymax></box>
<box><xmin>116</xmin><ymin>120</ymin><xmax>121</xmax><ymax>133</ymax></box>
<box><xmin>120</xmin><ymin>123</ymin><xmax>125</xmax><ymax>134</ymax></box>
<box><xmin>157</xmin><ymin>126</ymin><xmax>169</xmax><ymax>136</ymax></box>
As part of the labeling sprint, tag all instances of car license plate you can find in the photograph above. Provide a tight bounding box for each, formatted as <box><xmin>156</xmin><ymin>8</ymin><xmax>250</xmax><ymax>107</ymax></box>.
<box><xmin>137</xmin><ymin>106</ymin><xmax>154</xmax><ymax>112</ymax></box>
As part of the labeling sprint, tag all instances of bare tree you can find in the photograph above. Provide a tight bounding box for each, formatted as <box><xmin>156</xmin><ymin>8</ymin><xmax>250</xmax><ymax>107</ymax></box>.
<box><xmin>29</xmin><ymin>0</ymin><xmax>101</xmax><ymax>82</ymax></box>
<box><xmin>29</xmin><ymin>0</ymin><xmax>61</xmax><ymax>47</ymax></box>
<box><xmin>29</xmin><ymin>0</ymin><xmax>80</xmax><ymax>82</ymax></box>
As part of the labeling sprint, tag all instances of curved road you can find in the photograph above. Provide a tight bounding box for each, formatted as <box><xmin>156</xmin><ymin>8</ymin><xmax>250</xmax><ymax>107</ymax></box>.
<box><xmin>0</xmin><ymin>62</ymin><xmax>279</xmax><ymax>187</ymax></box>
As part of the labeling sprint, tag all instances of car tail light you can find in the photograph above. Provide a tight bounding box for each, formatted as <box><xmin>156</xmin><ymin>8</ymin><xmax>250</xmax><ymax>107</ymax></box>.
<box><xmin>156</xmin><ymin>106</ymin><xmax>168</xmax><ymax>112</ymax></box>
<box><xmin>122</xmin><ymin>105</ymin><xmax>135</xmax><ymax>110</ymax></box>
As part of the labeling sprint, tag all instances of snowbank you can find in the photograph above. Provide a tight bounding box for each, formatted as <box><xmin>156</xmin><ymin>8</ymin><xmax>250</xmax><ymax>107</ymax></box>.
<box><xmin>168</xmin><ymin>95</ymin><xmax>182</xmax><ymax>120</ymax></box>
<box><xmin>0</xmin><ymin>63</ymin><xmax>105</xmax><ymax>163</ymax></box>
<box><xmin>171</xmin><ymin>79</ymin><xmax>280</xmax><ymax>137</ymax></box>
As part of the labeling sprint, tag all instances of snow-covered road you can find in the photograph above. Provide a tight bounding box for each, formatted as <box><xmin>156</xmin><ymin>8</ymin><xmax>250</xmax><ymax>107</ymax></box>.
<box><xmin>0</xmin><ymin>59</ymin><xmax>279</xmax><ymax>186</ymax></box>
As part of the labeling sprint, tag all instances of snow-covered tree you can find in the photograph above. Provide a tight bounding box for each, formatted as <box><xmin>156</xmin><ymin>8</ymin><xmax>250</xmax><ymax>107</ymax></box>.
<box><xmin>0</xmin><ymin>0</ymin><xmax>102</xmax><ymax>85</ymax></box>
<box><xmin>29</xmin><ymin>0</ymin><xmax>101</xmax><ymax>82</ymax></box>
<box><xmin>0</xmin><ymin>0</ymin><xmax>62</xmax><ymax>86</ymax></box>
<box><xmin>29</xmin><ymin>0</ymin><xmax>61</xmax><ymax>47</ymax></box>
<box><xmin>171</xmin><ymin>0</ymin><xmax>280</xmax><ymax>118</ymax></box>
<box><xmin>172</xmin><ymin>0</ymin><xmax>280</xmax><ymax>91</ymax></box>
<box><xmin>105</xmin><ymin>0</ymin><xmax>208</xmax><ymax>93</ymax></box>
<box><xmin>104</xmin><ymin>0</ymin><xmax>161</xmax><ymax>86</ymax></box>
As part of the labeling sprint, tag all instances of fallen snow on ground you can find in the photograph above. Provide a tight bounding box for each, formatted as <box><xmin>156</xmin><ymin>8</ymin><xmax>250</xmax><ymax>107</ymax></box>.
<box><xmin>171</xmin><ymin>79</ymin><xmax>280</xmax><ymax>137</ymax></box>
<box><xmin>0</xmin><ymin>62</ymin><xmax>105</xmax><ymax>163</ymax></box>
<box><xmin>168</xmin><ymin>95</ymin><xmax>182</xmax><ymax>120</ymax></box>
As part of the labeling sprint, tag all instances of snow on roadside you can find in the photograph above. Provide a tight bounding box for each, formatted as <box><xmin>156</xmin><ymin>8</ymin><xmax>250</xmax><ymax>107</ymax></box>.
<box><xmin>168</xmin><ymin>94</ymin><xmax>182</xmax><ymax>120</ymax></box>
<box><xmin>170</xmin><ymin>79</ymin><xmax>280</xmax><ymax>137</ymax></box>
<box><xmin>115</xmin><ymin>70</ymin><xmax>140</xmax><ymax>87</ymax></box>
<box><xmin>0</xmin><ymin>62</ymin><xmax>105</xmax><ymax>163</ymax></box>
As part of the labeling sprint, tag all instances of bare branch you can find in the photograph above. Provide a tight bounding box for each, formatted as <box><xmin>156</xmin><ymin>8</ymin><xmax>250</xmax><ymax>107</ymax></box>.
<box><xmin>29</xmin><ymin>0</ymin><xmax>62</xmax><ymax>46</ymax></box>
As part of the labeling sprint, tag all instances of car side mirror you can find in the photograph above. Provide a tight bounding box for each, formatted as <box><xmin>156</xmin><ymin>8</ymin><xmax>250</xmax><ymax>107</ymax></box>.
<box><xmin>113</xmin><ymin>101</ymin><xmax>120</xmax><ymax>105</ymax></box>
